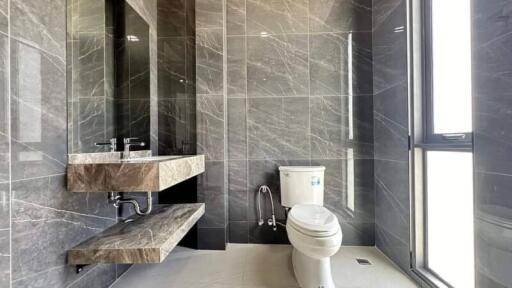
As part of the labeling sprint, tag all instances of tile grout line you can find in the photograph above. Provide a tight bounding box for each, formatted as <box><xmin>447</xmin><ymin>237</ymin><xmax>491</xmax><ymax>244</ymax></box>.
<box><xmin>244</xmin><ymin>0</ymin><xmax>250</xmax><ymax>244</ymax></box>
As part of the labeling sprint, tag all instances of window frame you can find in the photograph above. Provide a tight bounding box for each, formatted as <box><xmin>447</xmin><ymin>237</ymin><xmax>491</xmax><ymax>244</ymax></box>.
<box><xmin>408</xmin><ymin>0</ymin><xmax>475</xmax><ymax>287</ymax></box>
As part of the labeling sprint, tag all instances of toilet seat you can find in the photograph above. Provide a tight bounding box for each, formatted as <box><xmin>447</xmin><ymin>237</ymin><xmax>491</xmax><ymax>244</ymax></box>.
<box><xmin>288</xmin><ymin>204</ymin><xmax>339</xmax><ymax>237</ymax></box>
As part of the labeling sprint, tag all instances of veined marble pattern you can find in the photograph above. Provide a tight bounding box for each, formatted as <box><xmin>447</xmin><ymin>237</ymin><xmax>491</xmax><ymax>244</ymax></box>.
<box><xmin>67</xmin><ymin>153</ymin><xmax>205</xmax><ymax>193</ymax></box>
<box><xmin>225</xmin><ymin>0</ymin><xmax>375</xmax><ymax>245</ymax></box>
<box><xmin>473</xmin><ymin>0</ymin><xmax>512</xmax><ymax>286</ymax></box>
<box><xmin>68</xmin><ymin>204</ymin><xmax>205</xmax><ymax>264</ymax></box>
<box><xmin>247</xmin><ymin>34</ymin><xmax>309</xmax><ymax>98</ymax></box>
<box><xmin>372</xmin><ymin>0</ymin><xmax>411</xmax><ymax>277</ymax></box>
<box><xmin>246</xmin><ymin>0</ymin><xmax>308</xmax><ymax>35</ymax></box>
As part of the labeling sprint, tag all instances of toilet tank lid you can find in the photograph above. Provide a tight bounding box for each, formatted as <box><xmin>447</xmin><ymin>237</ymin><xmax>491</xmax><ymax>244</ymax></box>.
<box><xmin>279</xmin><ymin>166</ymin><xmax>325</xmax><ymax>172</ymax></box>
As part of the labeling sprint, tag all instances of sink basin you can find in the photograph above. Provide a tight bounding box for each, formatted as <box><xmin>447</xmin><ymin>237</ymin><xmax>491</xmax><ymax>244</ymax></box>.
<box><xmin>120</xmin><ymin>156</ymin><xmax>183</xmax><ymax>162</ymax></box>
<box><xmin>67</xmin><ymin>151</ymin><xmax>205</xmax><ymax>193</ymax></box>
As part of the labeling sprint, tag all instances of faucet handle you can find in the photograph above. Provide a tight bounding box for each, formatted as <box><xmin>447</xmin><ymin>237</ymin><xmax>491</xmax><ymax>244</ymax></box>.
<box><xmin>94</xmin><ymin>138</ymin><xmax>117</xmax><ymax>152</ymax></box>
<box><xmin>123</xmin><ymin>137</ymin><xmax>139</xmax><ymax>144</ymax></box>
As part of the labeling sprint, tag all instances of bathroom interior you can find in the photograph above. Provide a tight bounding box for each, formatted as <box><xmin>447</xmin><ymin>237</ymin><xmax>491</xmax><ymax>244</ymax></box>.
<box><xmin>0</xmin><ymin>0</ymin><xmax>510</xmax><ymax>287</ymax></box>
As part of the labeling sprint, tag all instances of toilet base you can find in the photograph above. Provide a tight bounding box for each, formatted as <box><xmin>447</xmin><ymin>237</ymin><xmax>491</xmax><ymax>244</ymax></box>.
<box><xmin>292</xmin><ymin>248</ymin><xmax>336</xmax><ymax>288</ymax></box>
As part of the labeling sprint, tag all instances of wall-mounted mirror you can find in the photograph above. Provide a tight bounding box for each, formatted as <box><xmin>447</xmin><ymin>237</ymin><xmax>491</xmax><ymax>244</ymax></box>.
<box><xmin>68</xmin><ymin>0</ymin><xmax>151</xmax><ymax>153</ymax></box>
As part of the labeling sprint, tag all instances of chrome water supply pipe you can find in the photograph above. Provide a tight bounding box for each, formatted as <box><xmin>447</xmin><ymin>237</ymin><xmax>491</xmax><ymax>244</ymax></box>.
<box><xmin>257</xmin><ymin>185</ymin><xmax>277</xmax><ymax>231</ymax></box>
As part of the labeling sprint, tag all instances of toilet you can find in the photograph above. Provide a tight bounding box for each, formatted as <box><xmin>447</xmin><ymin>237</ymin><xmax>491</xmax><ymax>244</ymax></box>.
<box><xmin>279</xmin><ymin>166</ymin><xmax>342</xmax><ymax>288</ymax></box>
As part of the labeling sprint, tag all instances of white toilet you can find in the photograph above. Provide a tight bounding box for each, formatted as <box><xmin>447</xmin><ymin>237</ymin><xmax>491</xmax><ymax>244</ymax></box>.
<box><xmin>279</xmin><ymin>166</ymin><xmax>342</xmax><ymax>288</ymax></box>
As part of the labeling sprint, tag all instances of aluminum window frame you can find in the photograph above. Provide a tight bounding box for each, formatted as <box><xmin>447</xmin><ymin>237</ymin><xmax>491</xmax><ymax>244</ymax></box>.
<box><xmin>408</xmin><ymin>0</ymin><xmax>475</xmax><ymax>287</ymax></box>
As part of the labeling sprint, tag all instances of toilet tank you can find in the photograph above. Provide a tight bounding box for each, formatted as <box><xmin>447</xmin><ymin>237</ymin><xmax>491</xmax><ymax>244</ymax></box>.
<box><xmin>279</xmin><ymin>166</ymin><xmax>325</xmax><ymax>208</ymax></box>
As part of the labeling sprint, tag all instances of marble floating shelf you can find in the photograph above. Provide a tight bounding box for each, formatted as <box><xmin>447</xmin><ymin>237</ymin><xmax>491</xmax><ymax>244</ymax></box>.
<box><xmin>67</xmin><ymin>151</ymin><xmax>205</xmax><ymax>192</ymax></box>
<box><xmin>68</xmin><ymin>203</ymin><xmax>205</xmax><ymax>264</ymax></box>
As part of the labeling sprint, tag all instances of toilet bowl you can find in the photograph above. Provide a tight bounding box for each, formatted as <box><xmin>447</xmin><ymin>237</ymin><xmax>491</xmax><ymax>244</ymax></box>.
<box><xmin>286</xmin><ymin>204</ymin><xmax>342</xmax><ymax>288</ymax></box>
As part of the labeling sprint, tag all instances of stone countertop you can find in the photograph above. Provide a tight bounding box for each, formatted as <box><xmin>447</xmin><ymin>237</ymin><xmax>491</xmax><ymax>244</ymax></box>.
<box><xmin>67</xmin><ymin>152</ymin><xmax>205</xmax><ymax>192</ymax></box>
<box><xmin>68</xmin><ymin>203</ymin><xmax>205</xmax><ymax>264</ymax></box>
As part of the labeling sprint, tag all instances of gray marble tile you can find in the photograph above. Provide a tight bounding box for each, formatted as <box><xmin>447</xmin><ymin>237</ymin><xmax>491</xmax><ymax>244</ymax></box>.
<box><xmin>227</xmin><ymin>36</ymin><xmax>247</xmax><ymax>98</ymax></box>
<box><xmin>249</xmin><ymin>221</ymin><xmax>289</xmax><ymax>244</ymax></box>
<box><xmin>247</xmin><ymin>34</ymin><xmax>309</xmax><ymax>98</ymax></box>
<box><xmin>373</xmin><ymin>92</ymin><xmax>408</xmax><ymax>162</ymax></box>
<box><xmin>197</xmin><ymin>161</ymin><xmax>226</xmax><ymax>229</ymax></box>
<box><xmin>0</xmin><ymin>0</ymin><xmax>7</xmax><ymax>34</ymax></box>
<box><xmin>11</xmin><ymin>196</ymin><xmax>116</xmax><ymax>286</ymax></box>
<box><xmin>78</xmin><ymin>98</ymin><xmax>106</xmax><ymax>153</ymax></box>
<box><xmin>158</xmin><ymin>98</ymin><xmax>196</xmax><ymax>155</ymax></box>
<box><xmin>11</xmin><ymin>0</ymin><xmax>67</xmax><ymax>59</ymax></box>
<box><xmin>310</xmin><ymin>96</ymin><xmax>344</xmax><ymax>159</ymax></box>
<box><xmin>246</xmin><ymin>0</ymin><xmax>308</xmax><ymax>35</ymax></box>
<box><xmin>196</xmin><ymin>28</ymin><xmax>223</xmax><ymax>95</ymax></box>
<box><xmin>372</xmin><ymin>0</ymin><xmax>404</xmax><ymax>31</ymax></box>
<box><xmin>229</xmin><ymin>221</ymin><xmax>249</xmax><ymax>243</ymax></box>
<box><xmin>227</xmin><ymin>0</ymin><xmax>246</xmax><ymax>36</ymax></box>
<box><xmin>309</xmin><ymin>0</ymin><xmax>372</xmax><ymax>33</ymax></box>
<box><xmin>67</xmin><ymin>264</ymin><xmax>117</xmax><ymax>288</ymax></box>
<box><xmin>247</xmin><ymin>159</ymin><xmax>309</xmax><ymax>222</ymax></box>
<box><xmin>228</xmin><ymin>98</ymin><xmax>247</xmax><ymax>160</ymax></box>
<box><xmin>229</xmin><ymin>160</ymin><xmax>248</xmax><ymax>222</ymax></box>
<box><xmin>197</xmin><ymin>95</ymin><xmax>225</xmax><ymax>161</ymax></box>
<box><xmin>309</xmin><ymin>32</ymin><xmax>373</xmax><ymax>97</ymax></box>
<box><xmin>157</xmin><ymin>0</ymin><xmax>187</xmax><ymax>37</ymax></box>
<box><xmin>375</xmin><ymin>224</ymin><xmax>410</xmax><ymax>272</ymax></box>
<box><xmin>196</xmin><ymin>0</ymin><xmax>223</xmax><ymax>29</ymax></box>
<box><xmin>12</xmin><ymin>174</ymin><xmax>116</xmax><ymax>219</ymax></box>
<box><xmin>75</xmin><ymin>33</ymin><xmax>105</xmax><ymax>98</ymax></box>
<box><xmin>311</xmin><ymin>159</ymin><xmax>374</xmax><ymax>225</ymax></box>
<box><xmin>372</xmin><ymin>0</ymin><xmax>407</xmax><ymax>95</ymax></box>
<box><xmin>339</xmin><ymin>222</ymin><xmax>375</xmax><ymax>246</ymax></box>
<box><xmin>248</xmin><ymin>97</ymin><xmax>310</xmax><ymax>160</ymax></box>
<box><xmin>10</xmin><ymin>40</ymin><xmax>67</xmax><ymax>180</ymax></box>
<box><xmin>158</xmin><ymin>37</ymin><xmax>187</xmax><ymax>99</ymax></box>
<box><xmin>0</xmin><ymin>229</ymin><xmax>8</xmax><ymax>288</ymax></box>
<box><xmin>374</xmin><ymin>159</ymin><xmax>410</xmax><ymax>246</ymax></box>
<box><xmin>0</xmin><ymin>183</ymin><xmax>8</xmax><ymax>229</ymax></box>
<box><xmin>75</xmin><ymin>0</ymin><xmax>106</xmax><ymax>33</ymax></box>
<box><xmin>0</xmin><ymin>34</ymin><xmax>8</xmax><ymax>183</ymax></box>
<box><xmin>198</xmin><ymin>227</ymin><xmax>226</xmax><ymax>250</ymax></box>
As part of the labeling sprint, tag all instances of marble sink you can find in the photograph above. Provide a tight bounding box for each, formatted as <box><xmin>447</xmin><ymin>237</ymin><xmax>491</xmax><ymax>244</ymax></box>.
<box><xmin>67</xmin><ymin>151</ymin><xmax>205</xmax><ymax>192</ymax></box>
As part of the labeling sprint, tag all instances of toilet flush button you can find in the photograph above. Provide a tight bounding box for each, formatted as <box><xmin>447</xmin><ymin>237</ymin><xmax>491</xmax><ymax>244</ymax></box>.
<box><xmin>311</xmin><ymin>176</ymin><xmax>321</xmax><ymax>187</ymax></box>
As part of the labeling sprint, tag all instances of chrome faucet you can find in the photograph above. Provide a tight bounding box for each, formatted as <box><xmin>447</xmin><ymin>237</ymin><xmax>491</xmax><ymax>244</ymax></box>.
<box><xmin>94</xmin><ymin>138</ymin><xmax>117</xmax><ymax>152</ymax></box>
<box><xmin>123</xmin><ymin>137</ymin><xmax>146</xmax><ymax>159</ymax></box>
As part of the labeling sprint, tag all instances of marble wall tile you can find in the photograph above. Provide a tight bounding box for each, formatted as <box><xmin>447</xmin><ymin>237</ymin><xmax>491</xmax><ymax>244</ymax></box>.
<box><xmin>247</xmin><ymin>34</ymin><xmax>309</xmax><ymax>97</ymax></box>
<box><xmin>309</xmin><ymin>32</ymin><xmax>373</xmax><ymax>97</ymax></box>
<box><xmin>473</xmin><ymin>0</ymin><xmax>512</xmax><ymax>286</ymax></box>
<box><xmin>229</xmin><ymin>221</ymin><xmax>249</xmax><ymax>243</ymax></box>
<box><xmin>248</xmin><ymin>97</ymin><xmax>310</xmax><ymax>160</ymax></box>
<box><xmin>309</xmin><ymin>0</ymin><xmax>372</xmax><ymax>33</ymax></box>
<box><xmin>227</xmin><ymin>36</ymin><xmax>246</xmax><ymax>98</ymax></box>
<box><xmin>158</xmin><ymin>37</ymin><xmax>187</xmax><ymax>99</ymax></box>
<box><xmin>75</xmin><ymin>0</ymin><xmax>106</xmax><ymax>33</ymax></box>
<box><xmin>158</xmin><ymin>98</ymin><xmax>196</xmax><ymax>155</ymax></box>
<box><xmin>10</xmin><ymin>40</ymin><xmax>67</xmax><ymax>180</ymax></box>
<box><xmin>0</xmin><ymin>0</ymin><xmax>7</xmax><ymax>34</ymax></box>
<box><xmin>196</xmin><ymin>0</ymin><xmax>223</xmax><ymax>29</ymax></box>
<box><xmin>229</xmin><ymin>160</ymin><xmax>248</xmax><ymax>221</ymax></box>
<box><xmin>157</xmin><ymin>0</ymin><xmax>187</xmax><ymax>37</ymax></box>
<box><xmin>75</xmin><ymin>33</ymin><xmax>105</xmax><ymax>98</ymax></box>
<box><xmin>197</xmin><ymin>94</ymin><xmax>225</xmax><ymax>161</ymax></box>
<box><xmin>198</xmin><ymin>227</ymin><xmax>226</xmax><ymax>250</ymax></box>
<box><xmin>246</xmin><ymin>0</ymin><xmax>308</xmax><ymax>35</ymax></box>
<box><xmin>0</xmin><ymin>228</ymin><xmax>8</xmax><ymax>288</ymax></box>
<box><xmin>227</xmin><ymin>0</ymin><xmax>246</xmax><ymax>36</ymax></box>
<box><xmin>78</xmin><ymin>98</ymin><xmax>106</xmax><ymax>153</ymax></box>
<box><xmin>197</xmin><ymin>161</ymin><xmax>226</xmax><ymax>229</ymax></box>
<box><xmin>228</xmin><ymin>98</ymin><xmax>246</xmax><ymax>160</ymax></box>
<box><xmin>196</xmin><ymin>28</ymin><xmax>224</xmax><ymax>95</ymax></box>
<box><xmin>11</xmin><ymin>0</ymin><xmax>66</xmax><ymax>58</ymax></box>
<box><xmin>0</xmin><ymin>34</ymin><xmax>8</xmax><ymax>184</ymax></box>
<box><xmin>372</xmin><ymin>0</ymin><xmax>410</xmax><ymax>274</ymax></box>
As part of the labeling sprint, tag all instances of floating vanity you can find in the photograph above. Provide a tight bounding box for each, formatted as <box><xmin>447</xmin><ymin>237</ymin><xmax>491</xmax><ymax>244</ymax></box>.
<box><xmin>67</xmin><ymin>151</ymin><xmax>205</xmax><ymax>192</ymax></box>
<box><xmin>66</xmin><ymin>151</ymin><xmax>206</xmax><ymax>265</ymax></box>
<box><xmin>68</xmin><ymin>204</ymin><xmax>205</xmax><ymax>264</ymax></box>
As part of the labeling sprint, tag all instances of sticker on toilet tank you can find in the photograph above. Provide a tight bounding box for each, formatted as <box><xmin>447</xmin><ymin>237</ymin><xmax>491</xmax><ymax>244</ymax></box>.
<box><xmin>311</xmin><ymin>176</ymin><xmax>321</xmax><ymax>187</ymax></box>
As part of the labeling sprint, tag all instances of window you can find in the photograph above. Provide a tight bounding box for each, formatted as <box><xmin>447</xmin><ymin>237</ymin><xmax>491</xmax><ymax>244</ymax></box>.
<box><xmin>410</xmin><ymin>0</ymin><xmax>474</xmax><ymax>287</ymax></box>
